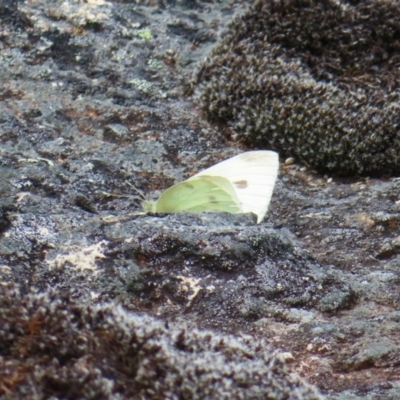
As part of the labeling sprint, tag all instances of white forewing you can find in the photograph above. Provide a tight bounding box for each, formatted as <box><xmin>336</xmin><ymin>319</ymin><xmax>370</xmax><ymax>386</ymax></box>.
<box><xmin>190</xmin><ymin>151</ymin><xmax>279</xmax><ymax>223</ymax></box>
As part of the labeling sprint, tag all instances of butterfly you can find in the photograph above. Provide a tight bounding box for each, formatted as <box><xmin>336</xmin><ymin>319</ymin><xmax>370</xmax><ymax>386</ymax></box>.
<box><xmin>142</xmin><ymin>151</ymin><xmax>279</xmax><ymax>223</ymax></box>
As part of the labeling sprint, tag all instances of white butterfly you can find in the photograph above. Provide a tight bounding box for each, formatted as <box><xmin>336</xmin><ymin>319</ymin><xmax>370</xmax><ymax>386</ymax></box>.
<box><xmin>142</xmin><ymin>150</ymin><xmax>279</xmax><ymax>223</ymax></box>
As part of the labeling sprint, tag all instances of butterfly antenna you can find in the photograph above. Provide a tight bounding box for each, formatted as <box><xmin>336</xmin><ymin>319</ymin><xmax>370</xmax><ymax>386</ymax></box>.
<box><xmin>99</xmin><ymin>181</ymin><xmax>146</xmax><ymax>205</ymax></box>
<box><xmin>126</xmin><ymin>181</ymin><xmax>147</xmax><ymax>201</ymax></box>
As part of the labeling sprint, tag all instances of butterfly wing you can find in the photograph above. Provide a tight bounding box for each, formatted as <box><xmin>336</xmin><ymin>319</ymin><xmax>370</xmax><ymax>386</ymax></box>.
<box><xmin>191</xmin><ymin>151</ymin><xmax>279</xmax><ymax>223</ymax></box>
<box><xmin>143</xmin><ymin>175</ymin><xmax>242</xmax><ymax>214</ymax></box>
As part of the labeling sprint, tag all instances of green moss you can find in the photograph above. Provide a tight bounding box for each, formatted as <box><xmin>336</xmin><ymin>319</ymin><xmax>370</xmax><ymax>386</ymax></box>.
<box><xmin>130</xmin><ymin>78</ymin><xmax>152</xmax><ymax>92</ymax></box>
<box><xmin>147</xmin><ymin>58</ymin><xmax>163</xmax><ymax>69</ymax></box>
<box><xmin>136</xmin><ymin>28</ymin><xmax>153</xmax><ymax>40</ymax></box>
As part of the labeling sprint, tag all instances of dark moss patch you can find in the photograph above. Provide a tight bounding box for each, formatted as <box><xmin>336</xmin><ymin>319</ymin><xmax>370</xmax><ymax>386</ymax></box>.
<box><xmin>197</xmin><ymin>0</ymin><xmax>400</xmax><ymax>176</ymax></box>
<box><xmin>0</xmin><ymin>284</ymin><xmax>322</xmax><ymax>400</ymax></box>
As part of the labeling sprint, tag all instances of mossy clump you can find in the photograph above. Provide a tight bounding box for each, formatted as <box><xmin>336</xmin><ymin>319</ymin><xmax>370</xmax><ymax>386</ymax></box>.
<box><xmin>0</xmin><ymin>285</ymin><xmax>322</xmax><ymax>399</ymax></box>
<box><xmin>197</xmin><ymin>0</ymin><xmax>400</xmax><ymax>176</ymax></box>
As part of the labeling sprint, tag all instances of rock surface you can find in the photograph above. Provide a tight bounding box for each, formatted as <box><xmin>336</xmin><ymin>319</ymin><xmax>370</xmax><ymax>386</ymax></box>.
<box><xmin>1</xmin><ymin>0</ymin><xmax>400</xmax><ymax>399</ymax></box>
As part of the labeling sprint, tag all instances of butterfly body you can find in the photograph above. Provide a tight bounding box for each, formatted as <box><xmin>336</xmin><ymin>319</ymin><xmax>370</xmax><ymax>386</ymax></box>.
<box><xmin>142</xmin><ymin>175</ymin><xmax>241</xmax><ymax>214</ymax></box>
<box><xmin>142</xmin><ymin>151</ymin><xmax>279</xmax><ymax>223</ymax></box>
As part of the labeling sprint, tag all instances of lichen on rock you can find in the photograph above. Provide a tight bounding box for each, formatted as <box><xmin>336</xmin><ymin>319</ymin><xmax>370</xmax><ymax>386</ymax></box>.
<box><xmin>197</xmin><ymin>0</ymin><xmax>400</xmax><ymax>176</ymax></box>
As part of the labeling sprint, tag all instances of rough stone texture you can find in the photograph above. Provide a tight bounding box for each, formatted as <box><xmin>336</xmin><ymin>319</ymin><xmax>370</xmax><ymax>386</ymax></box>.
<box><xmin>197</xmin><ymin>0</ymin><xmax>400</xmax><ymax>177</ymax></box>
<box><xmin>0</xmin><ymin>209</ymin><xmax>356</xmax><ymax>325</ymax></box>
<box><xmin>2</xmin><ymin>0</ymin><xmax>400</xmax><ymax>399</ymax></box>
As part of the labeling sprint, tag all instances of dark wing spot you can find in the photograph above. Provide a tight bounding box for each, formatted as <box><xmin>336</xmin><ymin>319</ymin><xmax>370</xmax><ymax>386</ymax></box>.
<box><xmin>208</xmin><ymin>195</ymin><xmax>218</xmax><ymax>204</ymax></box>
<box><xmin>234</xmin><ymin>180</ymin><xmax>248</xmax><ymax>189</ymax></box>
<box><xmin>183</xmin><ymin>182</ymin><xmax>195</xmax><ymax>189</ymax></box>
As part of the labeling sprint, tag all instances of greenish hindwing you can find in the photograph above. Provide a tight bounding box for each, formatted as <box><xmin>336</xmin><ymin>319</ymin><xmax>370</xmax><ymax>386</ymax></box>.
<box><xmin>142</xmin><ymin>175</ymin><xmax>242</xmax><ymax>214</ymax></box>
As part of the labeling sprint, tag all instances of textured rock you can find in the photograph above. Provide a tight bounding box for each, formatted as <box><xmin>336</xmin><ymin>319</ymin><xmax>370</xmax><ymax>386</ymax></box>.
<box><xmin>197</xmin><ymin>0</ymin><xmax>400</xmax><ymax>176</ymax></box>
<box><xmin>2</xmin><ymin>0</ymin><xmax>400</xmax><ymax>398</ymax></box>
<box><xmin>0</xmin><ymin>208</ymin><xmax>356</xmax><ymax>326</ymax></box>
